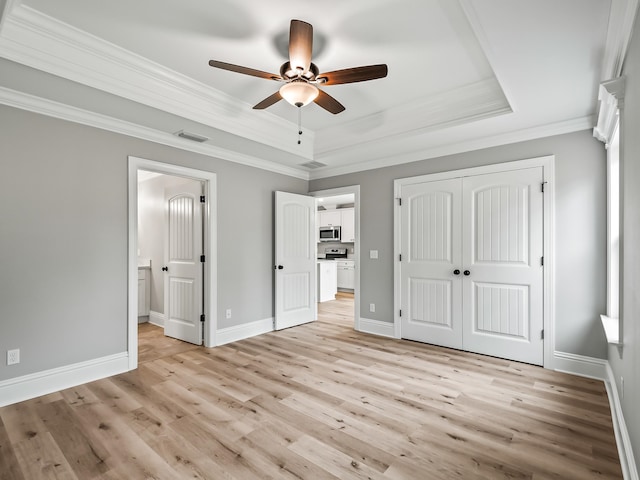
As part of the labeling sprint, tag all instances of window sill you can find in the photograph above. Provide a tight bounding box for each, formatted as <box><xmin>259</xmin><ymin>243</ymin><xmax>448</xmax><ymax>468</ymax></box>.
<box><xmin>600</xmin><ymin>314</ymin><xmax>622</xmax><ymax>345</ymax></box>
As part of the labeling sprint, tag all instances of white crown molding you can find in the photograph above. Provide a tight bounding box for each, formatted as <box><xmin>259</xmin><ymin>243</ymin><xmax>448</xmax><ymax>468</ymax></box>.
<box><xmin>0</xmin><ymin>86</ymin><xmax>310</xmax><ymax>180</ymax></box>
<box><xmin>310</xmin><ymin>115</ymin><xmax>594</xmax><ymax>180</ymax></box>
<box><xmin>601</xmin><ymin>0</ymin><xmax>640</xmax><ymax>80</ymax></box>
<box><xmin>594</xmin><ymin>77</ymin><xmax>625</xmax><ymax>145</ymax></box>
<box><xmin>315</xmin><ymin>77</ymin><xmax>511</xmax><ymax>155</ymax></box>
<box><xmin>0</xmin><ymin>4</ymin><xmax>314</xmax><ymax>159</ymax></box>
<box><xmin>458</xmin><ymin>0</ymin><xmax>517</xmax><ymax>111</ymax></box>
<box><xmin>0</xmin><ymin>0</ymin><xmax>20</xmax><ymax>33</ymax></box>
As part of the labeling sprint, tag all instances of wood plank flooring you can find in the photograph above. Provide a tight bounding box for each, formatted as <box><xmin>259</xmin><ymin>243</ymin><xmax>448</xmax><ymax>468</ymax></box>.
<box><xmin>0</xmin><ymin>295</ymin><xmax>622</xmax><ymax>479</ymax></box>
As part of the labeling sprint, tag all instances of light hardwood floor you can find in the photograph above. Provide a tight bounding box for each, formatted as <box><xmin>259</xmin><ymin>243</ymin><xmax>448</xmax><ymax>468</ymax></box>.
<box><xmin>0</xmin><ymin>296</ymin><xmax>622</xmax><ymax>479</ymax></box>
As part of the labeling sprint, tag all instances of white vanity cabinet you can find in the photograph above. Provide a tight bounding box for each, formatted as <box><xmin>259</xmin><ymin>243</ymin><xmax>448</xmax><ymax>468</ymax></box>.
<box><xmin>317</xmin><ymin>261</ymin><xmax>337</xmax><ymax>302</ymax></box>
<box><xmin>138</xmin><ymin>267</ymin><xmax>150</xmax><ymax>317</ymax></box>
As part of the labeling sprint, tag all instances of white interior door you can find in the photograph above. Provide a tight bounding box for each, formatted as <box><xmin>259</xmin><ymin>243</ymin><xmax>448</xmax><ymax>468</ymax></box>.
<box><xmin>163</xmin><ymin>181</ymin><xmax>203</xmax><ymax>345</ymax></box>
<box><xmin>462</xmin><ymin>167</ymin><xmax>544</xmax><ymax>365</ymax></box>
<box><xmin>275</xmin><ymin>191</ymin><xmax>316</xmax><ymax>330</ymax></box>
<box><xmin>400</xmin><ymin>179</ymin><xmax>463</xmax><ymax>349</ymax></box>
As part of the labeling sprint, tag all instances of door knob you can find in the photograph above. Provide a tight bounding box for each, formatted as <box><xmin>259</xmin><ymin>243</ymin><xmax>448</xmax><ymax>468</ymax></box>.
<box><xmin>274</xmin><ymin>265</ymin><xmax>284</xmax><ymax>270</ymax></box>
<box><xmin>463</xmin><ymin>270</ymin><xmax>471</xmax><ymax>276</ymax></box>
<box><xmin>161</xmin><ymin>266</ymin><xmax>168</xmax><ymax>272</ymax></box>
<box><xmin>453</xmin><ymin>269</ymin><xmax>461</xmax><ymax>275</ymax></box>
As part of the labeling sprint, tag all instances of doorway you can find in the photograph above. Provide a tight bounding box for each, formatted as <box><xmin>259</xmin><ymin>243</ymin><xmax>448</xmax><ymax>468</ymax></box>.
<box><xmin>127</xmin><ymin>156</ymin><xmax>217</xmax><ymax>371</ymax></box>
<box><xmin>138</xmin><ymin>172</ymin><xmax>204</xmax><ymax>345</ymax></box>
<box><xmin>310</xmin><ymin>185</ymin><xmax>360</xmax><ymax>331</ymax></box>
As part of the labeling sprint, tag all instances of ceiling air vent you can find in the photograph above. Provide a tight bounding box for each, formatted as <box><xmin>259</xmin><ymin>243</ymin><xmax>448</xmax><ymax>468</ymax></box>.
<box><xmin>174</xmin><ymin>130</ymin><xmax>209</xmax><ymax>143</ymax></box>
<box><xmin>300</xmin><ymin>161</ymin><xmax>327</xmax><ymax>169</ymax></box>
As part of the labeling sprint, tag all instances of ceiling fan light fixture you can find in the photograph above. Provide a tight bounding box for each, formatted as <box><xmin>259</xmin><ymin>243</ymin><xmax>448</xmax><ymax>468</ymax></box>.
<box><xmin>279</xmin><ymin>81</ymin><xmax>319</xmax><ymax>107</ymax></box>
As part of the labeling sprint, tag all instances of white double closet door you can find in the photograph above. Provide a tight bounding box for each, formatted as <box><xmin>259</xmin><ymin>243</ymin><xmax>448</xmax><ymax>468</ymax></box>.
<box><xmin>400</xmin><ymin>166</ymin><xmax>544</xmax><ymax>365</ymax></box>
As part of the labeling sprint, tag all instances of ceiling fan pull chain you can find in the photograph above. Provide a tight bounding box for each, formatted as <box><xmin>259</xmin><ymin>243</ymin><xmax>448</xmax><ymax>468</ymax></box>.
<box><xmin>297</xmin><ymin>106</ymin><xmax>303</xmax><ymax>145</ymax></box>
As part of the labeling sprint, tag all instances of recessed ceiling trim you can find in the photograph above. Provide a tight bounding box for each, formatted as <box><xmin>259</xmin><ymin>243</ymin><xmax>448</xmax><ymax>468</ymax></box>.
<box><xmin>0</xmin><ymin>4</ymin><xmax>315</xmax><ymax>159</ymax></box>
<box><xmin>315</xmin><ymin>77</ymin><xmax>511</xmax><ymax>155</ymax></box>
<box><xmin>310</xmin><ymin>115</ymin><xmax>594</xmax><ymax>180</ymax></box>
<box><xmin>0</xmin><ymin>85</ymin><xmax>310</xmax><ymax>180</ymax></box>
<box><xmin>600</xmin><ymin>0</ymin><xmax>639</xmax><ymax>80</ymax></box>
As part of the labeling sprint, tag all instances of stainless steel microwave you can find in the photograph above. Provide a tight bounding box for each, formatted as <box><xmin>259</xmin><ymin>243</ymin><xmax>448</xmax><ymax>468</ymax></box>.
<box><xmin>319</xmin><ymin>225</ymin><xmax>341</xmax><ymax>242</ymax></box>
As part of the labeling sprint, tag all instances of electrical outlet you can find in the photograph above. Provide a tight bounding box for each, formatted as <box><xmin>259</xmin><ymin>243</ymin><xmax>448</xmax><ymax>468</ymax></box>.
<box><xmin>226</xmin><ymin>309</ymin><xmax>232</xmax><ymax>319</ymax></box>
<box><xmin>369</xmin><ymin>303</ymin><xmax>376</xmax><ymax>313</ymax></box>
<box><xmin>7</xmin><ymin>349</ymin><xmax>20</xmax><ymax>366</ymax></box>
<box><xmin>370</xmin><ymin>250</ymin><xmax>378</xmax><ymax>259</ymax></box>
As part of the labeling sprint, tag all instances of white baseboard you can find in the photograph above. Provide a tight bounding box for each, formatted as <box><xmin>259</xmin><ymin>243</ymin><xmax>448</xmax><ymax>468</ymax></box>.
<box><xmin>552</xmin><ymin>351</ymin><xmax>608</xmax><ymax>380</ymax></box>
<box><xmin>358</xmin><ymin>317</ymin><xmax>396</xmax><ymax>338</ymax></box>
<box><xmin>0</xmin><ymin>352</ymin><xmax>129</xmax><ymax>407</ymax></box>
<box><xmin>605</xmin><ymin>363</ymin><xmax>639</xmax><ymax>480</ymax></box>
<box><xmin>552</xmin><ymin>352</ymin><xmax>637</xmax><ymax>479</ymax></box>
<box><xmin>215</xmin><ymin>317</ymin><xmax>273</xmax><ymax>346</ymax></box>
<box><xmin>149</xmin><ymin>310</ymin><xmax>165</xmax><ymax>327</ymax></box>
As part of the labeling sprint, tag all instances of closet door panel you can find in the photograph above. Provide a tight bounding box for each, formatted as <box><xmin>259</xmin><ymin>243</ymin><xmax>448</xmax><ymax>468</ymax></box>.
<box><xmin>400</xmin><ymin>179</ymin><xmax>463</xmax><ymax>349</ymax></box>
<box><xmin>462</xmin><ymin>167</ymin><xmax>544</xmax><ymax>365</ymax></box>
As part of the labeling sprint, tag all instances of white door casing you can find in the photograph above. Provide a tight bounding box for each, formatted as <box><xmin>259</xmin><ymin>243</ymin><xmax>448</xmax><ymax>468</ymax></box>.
<box><xmin>163</xmin><ymin>181</ymin><xmax>203</xmax><ymax>345</ymax></box>
<box><xmin>462</xmin><ymin>167</ymin><xmax>544</xmax><ymax>365</ymax></box>
<box><xmin>401</xmin><ymin>178</ymin><xmax>463</xmax><ymax>349</ymax></box>
<box><xmin>397</xmin><ymin>161</ymin><xmax>548</xmax><ymax>366</ymax></box>
<box><xmin>275</xmin><ymin>191</ymin><xmax>317</xmax><ymax>330</ymax></box>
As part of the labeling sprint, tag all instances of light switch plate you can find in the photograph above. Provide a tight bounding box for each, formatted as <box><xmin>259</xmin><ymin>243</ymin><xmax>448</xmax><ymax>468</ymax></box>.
<box><xmin>370</xmin><ymin>250</ymin><xmax>378</xmax><ymax>259</ymax></box>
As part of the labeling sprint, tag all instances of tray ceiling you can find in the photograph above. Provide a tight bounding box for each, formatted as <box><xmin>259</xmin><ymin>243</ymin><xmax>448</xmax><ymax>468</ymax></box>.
<box><xmin>0</xmin><ymin>0</ymin><xmax>626</xmax><ymax>179</ymax></box>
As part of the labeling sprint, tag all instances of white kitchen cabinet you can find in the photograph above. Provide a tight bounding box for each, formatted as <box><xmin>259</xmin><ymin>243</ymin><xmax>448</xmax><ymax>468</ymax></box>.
<box><xmin>138</xmin><ymin>267</ymin><xmax>150</xmax><ymax>317</ymax></box>
<box><xmin>340</xmin><ymin>208</ymin><xmax>355</xmax><ymax>243</ymax></box>
<box><xmin>336</xmin><ymin>260</ymin><xmax>355</xmax><ymax>290</ymax></box>
<box><xmin>318</xmin><ymin>210</ymin><xmax>341</xmax><ymax>227</ymax></box>
<box><xmin>317</xmin><ymin>261</ymin><xmax>337</xmax><ymax>302</ymax></box>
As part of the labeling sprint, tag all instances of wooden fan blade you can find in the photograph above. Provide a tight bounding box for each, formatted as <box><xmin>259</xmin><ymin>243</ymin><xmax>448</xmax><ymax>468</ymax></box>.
<box><xmin>253</xmin><ymin>91</ymin><xmax>283</xmax><ymax>110</ymax></box>
<box><xmin>314</xmin><ymin>89</ymin><xmax>345</xmax><ymax>114</ymax></box>
<box><xmin>209</xmin><ymin>60</ymin><xmax>280</xmax><ymax>81</ymax></box>
<box><xmin>319</xmin><ymin>64</ymin><xmax>388</xmax><ymax>85</ymax></box>
<box><xmin>289</xmin><ymin>20</ymin><xmax>313</xmax><ymax>72</ymax></box>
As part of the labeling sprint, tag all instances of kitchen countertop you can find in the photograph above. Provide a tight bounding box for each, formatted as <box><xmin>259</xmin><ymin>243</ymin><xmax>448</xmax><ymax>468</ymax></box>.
<box><xmin>138</xmin><ymin>258</ymin><xmax>151</xmax><ymax>269</ymax></box>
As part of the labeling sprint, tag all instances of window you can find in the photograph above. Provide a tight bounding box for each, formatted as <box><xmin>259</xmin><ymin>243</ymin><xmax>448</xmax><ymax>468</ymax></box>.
<box><xmin>594</xmin><ymin>77</ymin><xmax>624</xmax><ymax>345</ymax></box>
<box><xmin>607</xmin><ymin>124</ymin><xmax>620</xmax><ymax>320</ymax></box>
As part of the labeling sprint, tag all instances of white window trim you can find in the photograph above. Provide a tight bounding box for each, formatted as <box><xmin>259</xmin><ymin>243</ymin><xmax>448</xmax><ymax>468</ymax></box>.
<box><xmin>594</xmin><ymin>77</ymin><xmax>625</xmax><ymax>345</ymax></box>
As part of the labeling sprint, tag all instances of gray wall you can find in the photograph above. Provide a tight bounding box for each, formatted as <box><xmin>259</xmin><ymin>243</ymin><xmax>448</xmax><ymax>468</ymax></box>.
<box><xmin>311</xmin><ymin>129</ymin><xmax>608</xmax><ymax>359</ymax></box>
<box><xmin>610</xmin><ymin>11</ymin><xmax>640</xmax><ymax>473</ymax></box>
<box><xmin>138</xmin><ymin>174</ymin><xmax>200</xmax><ymax>314</ymax></box>
<box><xmin>0</xmin><ymin>105</ymin><xmax>306</xmax><ymax>382</ymax></box>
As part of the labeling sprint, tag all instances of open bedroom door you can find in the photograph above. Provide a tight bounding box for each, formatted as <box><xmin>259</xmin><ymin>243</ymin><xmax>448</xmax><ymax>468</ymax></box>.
<box><xmin>274</xmin><ymin>191</ymin><xmax>317</xmax><ymax>330</ymax></box>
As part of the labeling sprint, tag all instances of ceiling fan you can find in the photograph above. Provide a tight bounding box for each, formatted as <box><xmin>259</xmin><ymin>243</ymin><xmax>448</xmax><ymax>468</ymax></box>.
<box><xmin>208</xmin><ymin>19</ymin><xmax>388</xmax><ymax>114</ymax></box>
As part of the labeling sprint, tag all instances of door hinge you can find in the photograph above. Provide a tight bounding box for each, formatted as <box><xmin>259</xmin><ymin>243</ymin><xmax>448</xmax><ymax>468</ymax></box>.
<box><xmin>200</xmin><ymin>314</ymin><xmax>205</xmax><ymax>323</ymax></box>
<box><xmin>399</xmin><ymin>310</ymin><xmax>402</xmax><ymax>317</ymax></box>
<box><xmin>540</xmin><ymin>256</ymin><xmax>544</xmax><ymax>266</ymax></box>
<box><xmin>399</xmin><ymin>254</ymin><xmax>402</xmax><ymax>262</ymax></box>
<box><xmin>200</xmin><ymin>255</ymin><xmax>206</xmax><ymax>263</ymax></box>
<box><xmin>200</xmin><ymin>195</ymin><xmax>205</xmax><ymax>203</ymax></box>
<box><xmin>397</xmin><ymin>197</ymin><xmax>402</xmax><ymax>206</ymax></box>
<box><xmin>541</xmin><ymin>329</ymin><xmax>544</xmax><ymax>340</ymax></box>
<box><xmin>541</xmin><ymin>182</ymin><xmax>548</xmax><ymax>193</ymax></box>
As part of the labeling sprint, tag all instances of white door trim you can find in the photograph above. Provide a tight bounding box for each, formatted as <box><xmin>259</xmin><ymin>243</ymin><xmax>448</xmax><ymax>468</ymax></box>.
<box><xmin>127</xmin><ymin>156</ymin><xmax>217</xmax><ymax>371</ymax></box>
<box><xmin>394</xmin><ymin>156</ymin><xmax>555</xmax><ymax>368</ymax></box>
<box><xmin>309</xmin><ymin>185</ymin><xmax>361</xmax><ymax>331</ymax></box>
